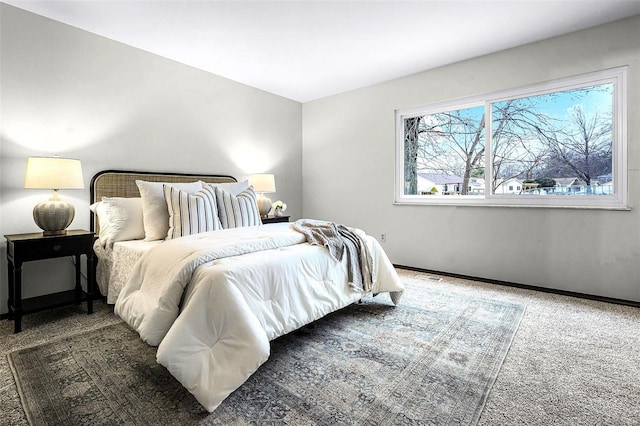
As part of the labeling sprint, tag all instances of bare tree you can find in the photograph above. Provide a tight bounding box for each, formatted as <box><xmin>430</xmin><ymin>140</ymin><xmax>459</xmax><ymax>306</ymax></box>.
<box><xmin>414</xmin><ymin>109</ymin><xmax>484</xmax><ymax>195</ymax></box>
<box><xmin>403</xmin><ymin>117</ymin><xmax>421</xmax><ymax>195</ymax></box>
<box><xmin>491</xmin><ymin>99</ymin><xmax>556</xmax><ymax>191</ymax></box>
<box><xmin>542</xmin><ymin>106</ymin><xmax>612</xmax><ymax>191</ymax></box>
<box><xmin>404</xmin><ymin>117</ymin><xmax>445</xmax><ymax>194</ymax></box>
<box><xmin>403</xmin><ymin>86</ymin><xmax>612</xmax><ymax>196</ymax></box>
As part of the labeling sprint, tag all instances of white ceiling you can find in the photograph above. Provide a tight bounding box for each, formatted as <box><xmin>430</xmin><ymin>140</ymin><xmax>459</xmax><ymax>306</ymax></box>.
<box><xmin>5</xmin><ymin>0</ymin><xmax>640</xmax><ymax>102</ymax></box>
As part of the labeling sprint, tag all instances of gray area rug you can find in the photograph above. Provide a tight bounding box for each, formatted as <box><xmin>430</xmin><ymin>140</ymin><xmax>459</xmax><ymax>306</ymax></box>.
<box><xmin>8</xmin><ymin>287</ymin><xmax>524</xmax><ymax>425</ymax></box>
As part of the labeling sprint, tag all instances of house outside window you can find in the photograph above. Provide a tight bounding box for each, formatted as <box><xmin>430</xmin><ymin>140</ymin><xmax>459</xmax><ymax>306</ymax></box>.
<box><xmin>396</xmin><ymin>67</ymin><xmax>627</xmax><ymax>209</ymax></box>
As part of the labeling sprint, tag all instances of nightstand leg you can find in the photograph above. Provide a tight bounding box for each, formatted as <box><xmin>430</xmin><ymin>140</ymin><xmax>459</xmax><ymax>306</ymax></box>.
<box><xmin>7</xmin><ymin>260</ymin><xmax>14</xmax><ymax>321</ymax></box>
<box><xmin>12</xmin><ymin>262</ymin><xmax>22</xmax><ymax>333</ymax></box>
<box><xmin>74</xmin><ymin>254</ymin><xmax>82</xmax><ymax>304</ymax></box>
<box><xmin>86</xmin><ymin>253</ymin><xmax>94</xmax><ymax>315</ymax></box>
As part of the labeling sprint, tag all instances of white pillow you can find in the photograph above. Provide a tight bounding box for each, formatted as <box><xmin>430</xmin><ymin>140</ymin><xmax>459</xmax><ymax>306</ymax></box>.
<box><xmin>91</xmin><ymin>197</ymin><xmax>144</xmax><ymax>247</ymax></box>
<box><xmin>164</xmin><ymin>184</ymin><xmax>222</xmax><ymax>239</ymax></box>
<box><xmin>136</xmin><ymin>180</ymin><xmax>203</xmax><ymax>241</ymax></box>
<box><xmin>200</xmin><ymin>180</ymin><xmax>249</xmax><ymax>196</ymax></box>
<box><xmin>214</xmin><ymin>185</ymin><xmax>262</xmax><ymax>228</ymax></box>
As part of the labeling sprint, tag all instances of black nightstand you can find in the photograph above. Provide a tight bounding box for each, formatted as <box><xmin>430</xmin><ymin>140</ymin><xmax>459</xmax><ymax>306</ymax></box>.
<box><xmin>4</xmin><ymin>230</ymin><xmax>95</xmax><ymax>333</ymax></box>
<box><xmin>262</xmin><ymin>215</ymin><xmax>290</xmax><ymax>224</ymax></box>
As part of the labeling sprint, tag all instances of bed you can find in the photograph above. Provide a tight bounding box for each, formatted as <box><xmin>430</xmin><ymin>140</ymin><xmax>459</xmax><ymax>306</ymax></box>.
<box><xmin>90</xmin><ymin>170</ymin><xmax>404</xmax><ymax>412</ymax></box>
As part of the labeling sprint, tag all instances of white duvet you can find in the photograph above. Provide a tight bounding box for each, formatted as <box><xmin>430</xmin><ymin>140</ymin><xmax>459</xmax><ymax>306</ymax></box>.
<box><xmin>115</xmin><ymin>222</ymin><xmax>404</xmax><ymax>412</ymax></box>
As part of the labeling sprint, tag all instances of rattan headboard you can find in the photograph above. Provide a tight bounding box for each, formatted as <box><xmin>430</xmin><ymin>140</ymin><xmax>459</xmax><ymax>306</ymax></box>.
<box><xmin>90</xmin><ymin>170</ymin><xmax>236</xmax><ymax>234</ymax></box>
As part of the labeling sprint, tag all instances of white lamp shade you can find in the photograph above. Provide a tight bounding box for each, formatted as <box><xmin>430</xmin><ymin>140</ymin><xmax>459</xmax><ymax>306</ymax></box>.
<box><xmin>24</xmin><ymin>157</ymin><xmax>85</xmax><ymax>190</ymax></box>
<box><xmin>24</xmin><ymin>157</ymin><xmax>84</xmax><ymax>235</ymax></box>
<box><xmin>249</xmin><ymin>173</ymin><xmax>276</xmax><ymax>193</ymax></box>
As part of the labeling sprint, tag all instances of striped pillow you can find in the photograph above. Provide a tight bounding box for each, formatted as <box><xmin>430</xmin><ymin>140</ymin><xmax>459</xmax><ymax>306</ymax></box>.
<box><xmin>164</xmin><ymin>184</ymin><xmax>222</xmax><ymax>239</ymax></box>
<box><xmin>214</xmin><ymin>185</ymin><xmax>262</xmax><ymax>228</ymax></box>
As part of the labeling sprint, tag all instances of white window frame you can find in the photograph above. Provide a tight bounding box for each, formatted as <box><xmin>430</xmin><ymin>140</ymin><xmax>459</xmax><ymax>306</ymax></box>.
<box><xmin>395</xmin><ymin>67</ymin><xmax>628</xmax><ymax>209</ymax></box>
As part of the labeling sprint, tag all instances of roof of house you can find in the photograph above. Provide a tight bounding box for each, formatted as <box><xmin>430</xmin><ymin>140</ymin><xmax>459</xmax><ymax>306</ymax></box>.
<box><xmin>417</xmin><ymin>173</ymin><xmax>464</xmax><ymax>185</ymax></box>
<box><xmin>554</xmin><ymin>177</ymin><xmax>586</xmax><ymax>186</ymax></box>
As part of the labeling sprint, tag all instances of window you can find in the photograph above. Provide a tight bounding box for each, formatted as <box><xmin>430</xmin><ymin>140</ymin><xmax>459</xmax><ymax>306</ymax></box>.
<box><xmin>396</xmin><ymin>67</ymin><xmax>627</xmax><ymax>209</ymax></box>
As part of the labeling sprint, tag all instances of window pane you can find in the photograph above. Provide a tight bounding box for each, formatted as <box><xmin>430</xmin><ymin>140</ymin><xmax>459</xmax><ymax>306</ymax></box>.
<box><xmin>404</xmin><ymin>106</ymin><xmax>485</xmax><ymax>195</ymax></box>
<box><xmin>491</xmin><ymin>84</ymin><xmax>613</xmax><ymax>196</ymax></box>
<box><xmin>396</xmin><ymin>67</ymin><xmax>625</xmax><ymax>208</ymax></box>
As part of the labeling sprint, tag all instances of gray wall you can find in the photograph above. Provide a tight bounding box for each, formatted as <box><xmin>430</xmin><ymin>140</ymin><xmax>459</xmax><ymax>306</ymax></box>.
<box><xmin>0</xmin><ymin>4</ymin><xmax>302</xmax><ymax>314</ymax></box>
<box><xmin>302</xmin><ymin>15</ymin><xmax>640</xmax><ymax>302</ymax></box>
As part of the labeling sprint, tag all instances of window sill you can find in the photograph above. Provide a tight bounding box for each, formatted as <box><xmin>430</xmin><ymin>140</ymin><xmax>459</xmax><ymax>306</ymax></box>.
<box><xmin>393</xmin><ymin>198</ymin><xmax>631</xmax><ymax>211</ymax></box>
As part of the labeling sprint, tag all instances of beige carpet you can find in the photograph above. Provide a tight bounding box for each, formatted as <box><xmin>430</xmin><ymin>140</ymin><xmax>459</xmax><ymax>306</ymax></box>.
<box><xmin>1</xmin><ymin>269</ymin><xmax>639</xmax><ymax>425</ymax></box>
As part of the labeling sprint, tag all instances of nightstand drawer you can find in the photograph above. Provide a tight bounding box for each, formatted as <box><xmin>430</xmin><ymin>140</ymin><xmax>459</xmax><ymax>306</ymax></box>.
<box><xmin>9</xmin><ymin>237</ymin><xmax>82</xmax><ymax>261</ymax></box>
<box><xmin>20</xmin><ymin>239</ymin><xmax>78</xmax><ymax>260</ymax></box>
<box><xmin>5</xmin><ymin>230</ymin><xmax>94</xmax><ymax>263</ymax></box>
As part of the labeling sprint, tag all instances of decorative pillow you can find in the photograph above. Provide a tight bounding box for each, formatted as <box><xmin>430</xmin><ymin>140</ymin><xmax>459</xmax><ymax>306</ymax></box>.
<box><xmin>136</xmin><ymin>180</ymin><xmax>203</xmax><ymax>241</ymax></box>
<box><xmin>214</xmin><ymin>185</ymin><xmax>262</xmax><ymax>229</ymax></box>
<box><xmin>164</xmin><ymin>184</ymin><xmax>222</xmax><ymax>239</ymax></box>
<box><xmin>200</xmin><ymin>180</ymin><xmax>249</xmax><ymax>196</ymax></box>
<box><xmin>91</xmin><ymin>197</ymin><xmax>145</xmax><ymax>247</ymax></box>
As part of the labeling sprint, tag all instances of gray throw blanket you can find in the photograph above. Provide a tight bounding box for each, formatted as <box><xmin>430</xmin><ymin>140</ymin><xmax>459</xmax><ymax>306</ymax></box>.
<box><xmin>292</xmin><ymin>220</ymin><xmax>374</xmax><ymax>292</ymax></box>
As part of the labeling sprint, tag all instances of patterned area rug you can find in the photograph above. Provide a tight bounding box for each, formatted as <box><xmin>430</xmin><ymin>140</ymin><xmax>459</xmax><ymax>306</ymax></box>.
<box><xmin>8</xmin><ymin>282</ymin><xmax>524</xmax><ymax>425</ymax></box>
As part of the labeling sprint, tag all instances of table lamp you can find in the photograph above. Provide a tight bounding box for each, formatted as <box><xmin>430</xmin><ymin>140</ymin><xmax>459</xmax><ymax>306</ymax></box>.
<box><xmin>249</xmin><ymin>173</ymin><xmax>276</xmax><ymax>218</ymax></box>
<box><xmin>24</xmin><ymin>157</ymin><xmax>85</xmax><ymax>236</ymax></box>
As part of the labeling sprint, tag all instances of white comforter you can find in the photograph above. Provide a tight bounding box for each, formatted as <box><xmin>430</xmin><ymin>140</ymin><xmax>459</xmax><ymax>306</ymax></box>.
<box><xmin>115</xmin><ymin>222</ymin><xmax>403</xmax><ymax>412</ymax></box>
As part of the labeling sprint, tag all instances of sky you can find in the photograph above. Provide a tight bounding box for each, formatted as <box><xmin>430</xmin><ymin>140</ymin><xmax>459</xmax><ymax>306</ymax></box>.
<box><xmin>514</xmin><ymin>83</ymin><xmax>613</xmax><ymax>120</ymax></box>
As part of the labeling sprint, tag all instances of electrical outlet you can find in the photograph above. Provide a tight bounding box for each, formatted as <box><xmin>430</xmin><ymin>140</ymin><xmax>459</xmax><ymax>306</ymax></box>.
<box><xmin>380</xmin><ymin>233</ymin><xmax>386</xmax><ymax>242</ymax></box>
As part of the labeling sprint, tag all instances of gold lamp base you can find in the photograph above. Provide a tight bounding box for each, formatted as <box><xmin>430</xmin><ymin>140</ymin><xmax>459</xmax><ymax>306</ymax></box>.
<box><xmin>42</xmin><ymin>229</ymin><xmax>68</xmax><ymax>236</ymax></box>
<box><xmin>33</xmin><ymin>190</ymin><xmax>75</xmax><ymax>236</ymax></box>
